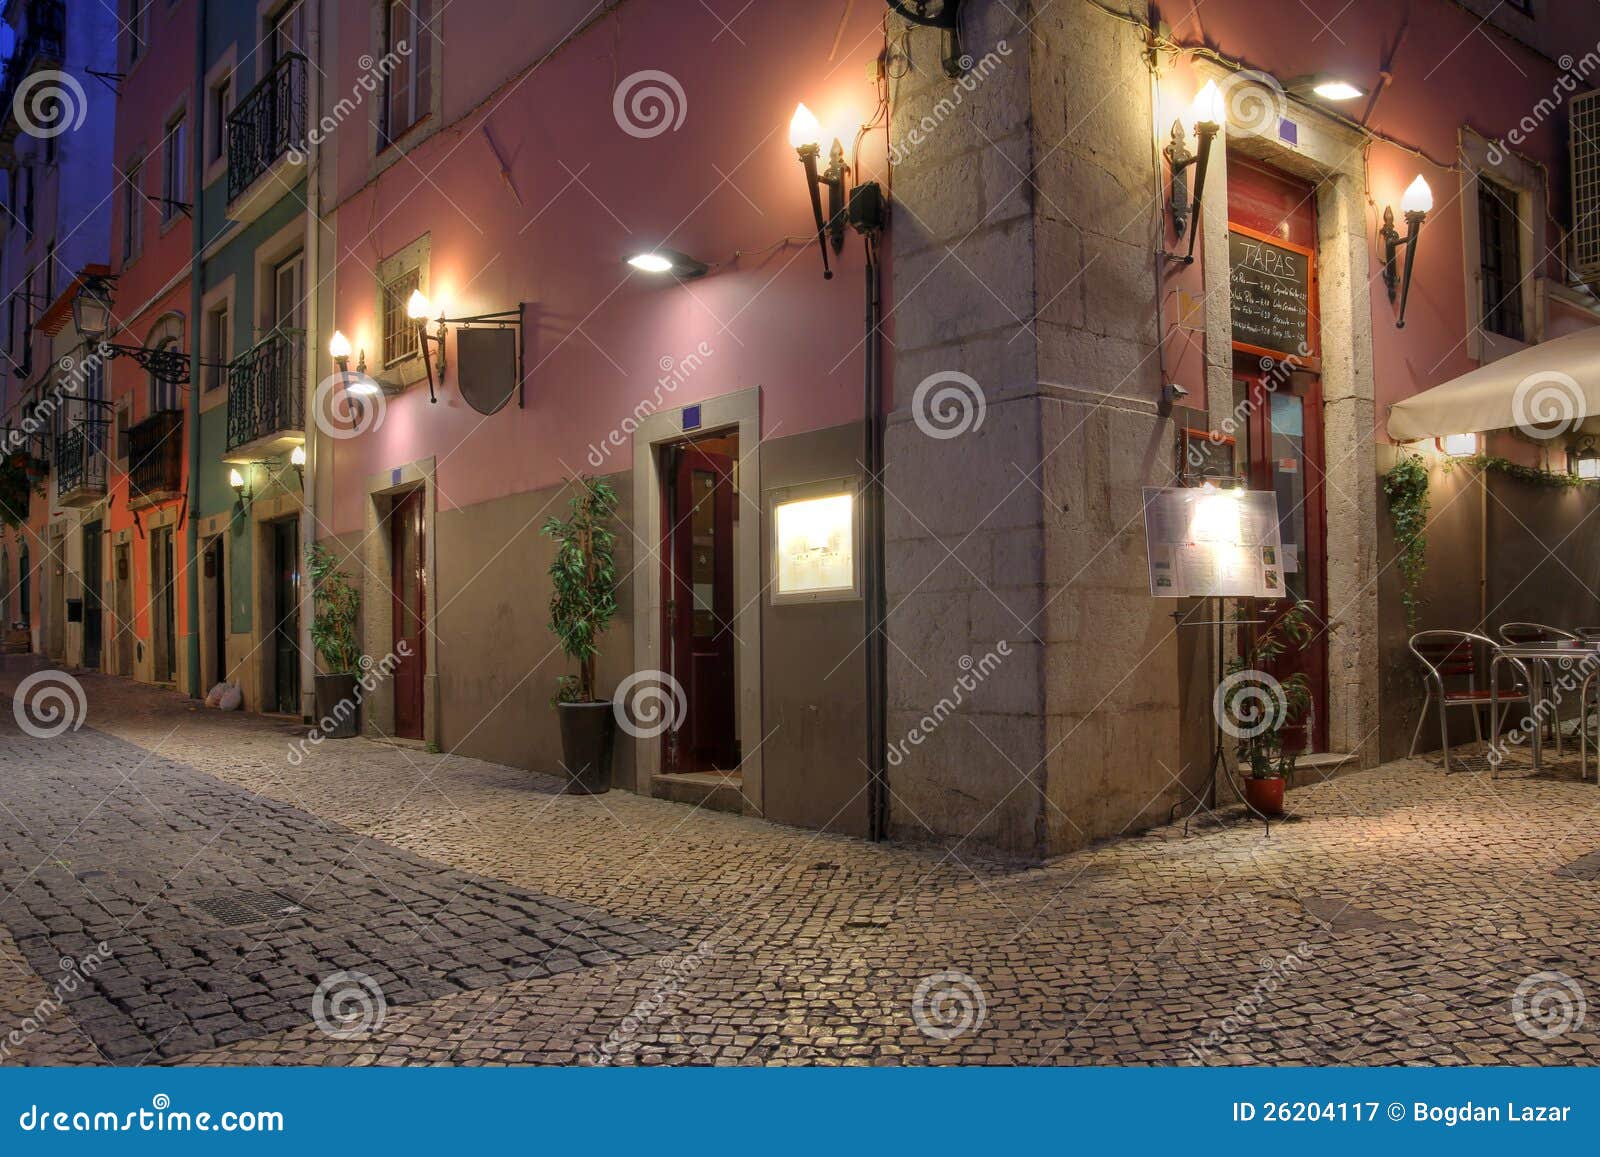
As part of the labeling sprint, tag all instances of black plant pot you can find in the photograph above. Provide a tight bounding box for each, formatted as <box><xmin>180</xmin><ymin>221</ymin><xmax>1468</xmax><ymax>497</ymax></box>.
<box><xmin>558</xmin><ymin>701</ymin><xmax>615</xmax><ymax>794</ymax></box>
<box><xmin>314</xmin><ymin>672</ymin><xmax>361</xmax><ymax>739</ymax></box>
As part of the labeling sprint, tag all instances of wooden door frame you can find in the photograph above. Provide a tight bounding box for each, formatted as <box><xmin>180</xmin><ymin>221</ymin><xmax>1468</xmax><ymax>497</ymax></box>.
<box><xmin>388</xmin><ymin>486</ymin><xmax>427</xmax><ymax>740</ymax></box>
<box><xmin>632</xmin><ymin>388</ymin><xmax>762</xmax><ymax>812</ymax></box>
<box><xmin>361</xmin><ymin>457</ymin><xmax>438</xmax><ymax>745</ymax></box>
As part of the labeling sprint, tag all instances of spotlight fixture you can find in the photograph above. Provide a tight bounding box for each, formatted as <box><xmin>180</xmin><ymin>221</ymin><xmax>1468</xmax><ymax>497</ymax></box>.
<box><xmin>789</xmin><ymin>103</ymin><xmax>850</xmax><ymax>280</ymax></box>
<box><xmin>1380</xmin><ymin>175</ymin><xmax>1433</xmax><ymax>329</ymax></box>
<box><xmin>1310</xmin><ymin>79</ymin><xmax>1364</xmax><ymax>101</ymax></box>
<box><xmin>1570</xmin><ymin>436</ymin><xmax>1600</xmax><ymax>481</ymax></box>
<box><xmin>1165</xmin><ymin>80</ymin><xmax>1225</xmax><ymax>263</ymax></box>
<box><xmin>626</xmin><ymin>249</ymin><xmax>708</xmax><ymax>279</ymax></box>
<box><xmin>1437</xmin><ymin>432</ymin><xmax>1480</xmax><ymax>459</ymax></box>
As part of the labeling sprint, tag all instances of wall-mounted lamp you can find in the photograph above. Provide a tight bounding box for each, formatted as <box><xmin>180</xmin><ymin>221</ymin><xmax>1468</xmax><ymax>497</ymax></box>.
<box><xmin>408</xmin><ymin>289</ymin><xmax>446</xmax><ymax>404</ymax></box>
<box><xmin>626</xmin><ymin>249</ymin><xmax>708</xmax><ymax>279</ymax></box>
<box><xmin>1381</xmin><ymin>175</ymin><xmax>1433</xmax><ymax>329</ymax></box>
<box><xmin>1570</xmin><ymin>436</ymin><xmax>1600</xmax><ymax>481</ymax></box>
<box><xmin>1437</xmin><ymin>432</ymin><xmax>1480</xmax><ymax>458</ymax></box>
<box><xmin>290</xmin><ymin>443</ymin><xmax>306</xmax><ymax>489</ymax></box>
<box><xmin>328</xmin><ymin>329</ymin><xmax>367</xmax><ymax>376</ymax></box>
<box><xmin>1165</xmin><ymin>80</ymin><xmax>1225</xmax><ymax>263</ymax></box>
<box><xmin>790</xmin><ymin>103</ymin><xmax>850</xmax><ymax>280</ymax></box>
<box><xmin>229</xmin><ymin>466</ymin><xmax>254</xmax><ymax>512</ymax></box>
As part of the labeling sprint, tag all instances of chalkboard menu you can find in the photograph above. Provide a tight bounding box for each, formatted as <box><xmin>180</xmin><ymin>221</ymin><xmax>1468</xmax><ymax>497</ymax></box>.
<box><xmin>1228</xmin><ymin>226</ymin><xmax>1313</xmax><ymax>361</ymax></box>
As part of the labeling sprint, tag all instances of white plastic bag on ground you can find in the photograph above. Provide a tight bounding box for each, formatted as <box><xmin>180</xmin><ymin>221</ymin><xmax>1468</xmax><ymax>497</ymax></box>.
<box><xmin>218</xmin><ymin>684</ymin><xmax>243</xmax><ymax>711</ymax></box>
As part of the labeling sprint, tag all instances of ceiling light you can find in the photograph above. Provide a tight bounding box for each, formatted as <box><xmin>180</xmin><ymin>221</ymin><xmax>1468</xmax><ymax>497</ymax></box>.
<box><xmin>625</xmin><ymin>249</ymin><xmax>708</xmax><ymax>279</ymax></box>
<box><xmin>1311</xmin><ymin>80</ymin><xmax>1364</xmax><ymax>101</ymax></box>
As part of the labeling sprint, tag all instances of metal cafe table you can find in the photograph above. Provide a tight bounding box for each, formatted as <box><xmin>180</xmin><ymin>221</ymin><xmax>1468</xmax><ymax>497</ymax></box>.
<box><xmin>1490</xmin><ymin>640</ymin><xmax>1600</xmax><ymax>777</ymax></box>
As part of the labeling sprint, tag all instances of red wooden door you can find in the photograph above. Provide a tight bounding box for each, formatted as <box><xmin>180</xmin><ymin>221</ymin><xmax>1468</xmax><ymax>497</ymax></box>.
<box><xmin>664</xmin><ymin>447</ymin><xmax>736</xmax><ymax>770</ymax></box>
<box><xmin>390</xmin><ymin>488</ymin><xmax>426</xmax><ymax>740</ymax></box>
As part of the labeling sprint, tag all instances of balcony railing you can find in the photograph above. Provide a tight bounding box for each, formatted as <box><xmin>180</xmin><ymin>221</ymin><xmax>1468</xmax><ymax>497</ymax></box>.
<box><xmin>128</xmin><ymin>409</ymin><xmax>184</xmax><ymax>506</ymax></box>
<box><xmin>0</xmin><ymin>0</ymin><xmax>67</xmax><ymax>140</ymax></box>
<box><xmin>226</xmin><ymin>52</ymin><xmax>307</xmax><ymax>202</ymax></box>
<box><xmin>226</xmin><ymin>329</ymin><xmax>304</xmax><ymax>453</ymax></box>
<box><xmin>55</xmin><ymin>418</ymin><xmax>108</xmax><ymax>502</ymax></box>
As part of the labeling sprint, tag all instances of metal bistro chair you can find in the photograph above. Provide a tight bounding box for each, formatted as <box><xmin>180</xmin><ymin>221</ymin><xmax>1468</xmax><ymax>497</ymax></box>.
<box><xmin>1408</xmin><ymin>631</ymin><xmax>1532</xmax><ymax>774</ymax></box>
<box><xmin>1498</xmin><ymin>622</ymin><xmax>1580</xmax><ymax>758</ymax></box>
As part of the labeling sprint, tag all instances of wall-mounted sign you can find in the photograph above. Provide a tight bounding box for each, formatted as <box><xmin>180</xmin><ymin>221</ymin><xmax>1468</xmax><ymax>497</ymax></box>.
<box><xmin>771</xmin><ymin>481</ymin><xmax>858</xmax><ymax>604</ymax></box>
<box><xmin>1142</xmin><ymin>485</ymin><xmax>1284</xmax><ymax>598</ymax></box>
<box><xmin>1228</xmin><ymin>224</ymin><xmax>1314</xmax><ymax>362</ymax></box>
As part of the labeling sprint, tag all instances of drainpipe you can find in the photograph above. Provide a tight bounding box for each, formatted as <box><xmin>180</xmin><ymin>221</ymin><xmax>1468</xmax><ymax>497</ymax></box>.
<box><xmin>864</xmin><ymin>234</ymin><xmax>888</xmax><ymax>840</ymax></box>
<box><xmin>297</xmin><ymin>1</ymin><xmax>323</xmax><ymax>724</ymax></box>
<box><xmin>184</xmin><ymin>0</ymin><xmax>206</xmax><ymax>698</ymax></box>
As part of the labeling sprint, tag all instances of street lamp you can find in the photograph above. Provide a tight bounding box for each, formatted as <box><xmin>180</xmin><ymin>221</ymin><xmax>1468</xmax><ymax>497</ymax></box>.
<box><xmin>408</xmin><ymin>289</ymin><xmax>446</xmax><ymax>404</ymax></box>
<box><xmin>790</xmin><ymin>102</ymin><xmax>849</xmax><ymax>280</ymax></box>
<box><xmin>1382</xmin><ymin>175</ymin><xmax>1433</xmax><ymax>329</ymax></box>
<box><xmin>1166</xmin><ymin>80</ymin><xmax>1225</xmax><ymax>263</ymax></box>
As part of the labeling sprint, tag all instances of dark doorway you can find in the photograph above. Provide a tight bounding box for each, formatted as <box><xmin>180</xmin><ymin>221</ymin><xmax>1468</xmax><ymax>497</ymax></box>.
<box><xmin>114</xmin><ymin>543</ymin><xmax>132</xmax><ymax>677</ymax></box>
<box><xmin>82</xmin><ymin>521</ymin><xmax>103</xmax><ymax>670</ymax></box>
<box><xmin>151</xmin><ymin>526</ymin><xmax>176</xmax><ymax>683</ymax></box>
<box><xmin>663</xmin><ymin>440</ymin><xmax>738</xmax><ymax>772</ymax></box>
<box><xmin>270</xmin><ymin>518</ymin><xmax>300</xmax><ymax>713</ymax></box>
<box><xmin>17</xmin><ymin>544</ymin><xmax>27</xmax><ymax>627</ymax></box>
<box><xmin>207</xmin><ymin>536</ymin><xmax>227</xmax><ymax>688</ymax></box>
<box><xmin>390</xmin><ymin>489</ymin><xmax>426</xmax><ymax>740</ymax></box>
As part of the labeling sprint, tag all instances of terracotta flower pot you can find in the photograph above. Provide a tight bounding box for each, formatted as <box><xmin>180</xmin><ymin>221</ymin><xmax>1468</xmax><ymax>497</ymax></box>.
<box><xmin>1243</xmin><ymin>776</ymin><xmax>1285</xmax><ymax>817</ymax></box>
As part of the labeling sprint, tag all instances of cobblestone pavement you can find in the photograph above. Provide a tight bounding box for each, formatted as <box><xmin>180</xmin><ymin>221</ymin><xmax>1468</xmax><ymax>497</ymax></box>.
<box><xmin>2</xmin><ymin>656</ymin><xmax>1599</xmax><ymax>1066</ymax></box>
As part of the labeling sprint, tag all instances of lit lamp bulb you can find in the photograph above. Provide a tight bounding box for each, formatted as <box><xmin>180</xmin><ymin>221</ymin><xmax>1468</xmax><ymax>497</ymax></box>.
<box><xmin>1192</xmin><ymin>80</ymin><xmax>1225</xmax><ymax>129</ymax></box>
<box><xmin>228</xmin><ymin>468</ymin><xmax>245</xmax><ymax>491</ymax></box>
<box><xmin>406</xmin><ymin>288</ymin><xmax>432</xmax><ymax>321</ymax></box>
<box><xmin>290</xmin><ymin>445</ymin><xmax>306</xmax><ymax>467</ymax></box>
<box><xmin>789</xmin><ymin>102</ymin><xmax>822</xmax><ymax>153</ymax></box>
<box><xmin>1400</xmin><ymin>175</ymin><xmax>1433</xmax><ymax>217</ymax></box>
<box><xmin>328</xmin><ymin>330</ymin><xmax>351</xmax><ymax>360</ymax></box>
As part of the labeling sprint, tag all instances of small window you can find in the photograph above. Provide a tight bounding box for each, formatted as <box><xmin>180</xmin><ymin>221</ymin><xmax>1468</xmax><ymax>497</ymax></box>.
<box><xmin>43</xmin><ymin>241</ymin><xmax>54</xmax><ymax>306</ymax></box>
<box><xmin>209</xmin><ymin>74</ymin><xmax>232</xmax><ymax>164</ymax></box>
<box><xmin>381</xmin><ymin>0</ymin><xmax>433</xmax><ymax>148</ymax></box>
<box><xmin>115</xmin><ymin>404</ymin><xmax>130</xmax><ymax>463</ymax></box>
<box><xmin>381</xmin><ymin>267</ymin><xmax>420</xmax><ymax>367</ymax></box>
<box><xmin>1478</xmin><ymin>177</ymin><xmax>1525</xmax><ymax>342</ymax></box>
<box><xmin>121</xmin><ymin>157</ymin><xmax>143</xmax><ymax>262</ymax></box>
<box><xmin>18</xmin><ymin>166</ymin><xmax>33</xmax><ymax>236</ymax></box>
<box><xmin>162</xmin><ymin>113</ymin><xmax>186</xmax><ymax>222</ymax></box>
<box><xmin>128</xmin><ymin>1</ymin><xmax>150</xmax><ymax>65</ymax></box>
<box><xmin>5</xmin><ymin>295</ymin><xmax>14</xmax><ymax>354</ymax></box>
<box><xmin>205</xmin><ymin>302</ymin><xmax>230</xmax><ymax>391</ymax></box>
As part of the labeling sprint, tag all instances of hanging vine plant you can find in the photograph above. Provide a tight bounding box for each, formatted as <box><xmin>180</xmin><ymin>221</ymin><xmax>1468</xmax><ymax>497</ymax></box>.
<box><xmin>1383</xmin><ymin>453</ymin><xmax>1430</xmax><ymax>631</ymax></box>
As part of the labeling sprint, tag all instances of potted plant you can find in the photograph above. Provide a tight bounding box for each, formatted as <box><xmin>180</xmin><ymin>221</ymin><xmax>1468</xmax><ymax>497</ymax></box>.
<box><xmin>306</xmin><ymin>542</ymin><xmax>363</xmax><ymax>739</ymax></box>
<box><xmin>541</xmin><ymin>475</ymin><xmax>620</xmax><ymax>794</ymax></box>
<box><xmin>1220</xmin><ymin>598</ymin><xmax>1318</xmax><ymax>817</ymax></box>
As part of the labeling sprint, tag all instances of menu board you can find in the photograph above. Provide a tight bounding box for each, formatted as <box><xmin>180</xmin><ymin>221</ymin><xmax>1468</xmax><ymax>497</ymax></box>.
<box><xmin>1229</xmin><ymin>227</ymin><xmax>1313</xmax><ymax>361</ymax></box>
<box><xmin>1143</xmin><ymin>486</ymin><xmax>1284</xmax><ymax>599</ymax></box>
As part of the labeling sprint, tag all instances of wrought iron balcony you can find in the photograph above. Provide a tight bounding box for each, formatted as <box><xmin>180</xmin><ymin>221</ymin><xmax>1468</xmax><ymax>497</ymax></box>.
<box><xmin>128</xmin><ymin>409</ymin><xmax>184</xmax><ymax>508</ymax></box>
<box><xmin>0</xmin><ymin>0</ymin><xmax>67</xmax><ymax>148</ymax></box>
<box><xmin>226</xmin><ymin>52</ymin><xmax>307</xmax><ymax>205</ymax></box>
<box><xmin>55</xmin><ymin>418</ymin><xmax>108</xmax><ymax>507</ymax></box>
<box><xmin>226</xmin><ymin>329</ymin><xmax>304</xmax><ymax>458</ymax></box>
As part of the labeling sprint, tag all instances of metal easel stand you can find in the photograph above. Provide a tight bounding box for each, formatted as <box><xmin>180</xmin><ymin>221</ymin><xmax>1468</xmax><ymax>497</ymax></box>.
<box><xmin>1174</xmin><ymin>595</ymin><xmax>1272</xmax><ymax>837</ymax></box>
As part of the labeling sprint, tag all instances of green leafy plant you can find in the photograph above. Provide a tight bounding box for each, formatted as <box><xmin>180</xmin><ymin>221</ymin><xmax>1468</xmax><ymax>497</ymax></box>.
<box><xmin>541</xmin><ymin>476</ymin><xmax>619</xmax><ymax>705</ymax></box>
<box><xmin>306</xmin><ymin>542</ymin><xmax>362</xmax><ymax>674</ymax></box>
<box><xmin>0</xmin><ymin>451</ymin><xmax>42</xmax><ymax>530</ymax></box>
<box><xmin>1447</xmin><ymin>452</ymin><xmax>1595</xmax><ymax>490</ymax></box>
<box><xmin>1222</xmin><ymin>599</ymin><xmax>1320</xmax><ymax>780</ymax></box>
<box><xmin>1383</xmin><ymin>452</ymin><xmax>1429</xmax><ymax>631</ymax></box>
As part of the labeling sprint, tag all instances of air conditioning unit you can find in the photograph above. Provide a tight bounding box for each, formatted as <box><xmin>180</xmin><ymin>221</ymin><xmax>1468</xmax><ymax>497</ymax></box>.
<box><xmin>1569</xmin><ymin>89</ymin><xmax>1600</xmax><ymax>282</ymax></box>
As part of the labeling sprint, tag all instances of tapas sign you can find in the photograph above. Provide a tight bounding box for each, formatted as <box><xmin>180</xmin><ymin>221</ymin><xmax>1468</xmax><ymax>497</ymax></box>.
<box><xmin>1228</xmin><ymin>224</ymin><xmax>1315</xmax><ymax>363</ymax></box>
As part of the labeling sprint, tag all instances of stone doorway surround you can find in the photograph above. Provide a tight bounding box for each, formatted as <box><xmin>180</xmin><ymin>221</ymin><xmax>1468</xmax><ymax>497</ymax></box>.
<box><xmin>630</xmin><ymin>387</ymin><xmax>763</xmax><ymax>812</ymax></box>
<box><xmin>361</xmin><ymin>457</ymin><xmax>438</xmax><ymax>747</ymax></box>
<box><xmin>1196</xmin><ymin>66</ymin><xmax>1380</xmax><ymax>764</ymax></box>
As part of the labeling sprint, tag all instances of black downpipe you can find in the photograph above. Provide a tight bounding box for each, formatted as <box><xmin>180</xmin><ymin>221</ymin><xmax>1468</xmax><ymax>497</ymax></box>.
<box><xmin>864</xmin><ymin>236</ymin><xmax>888</xmax><ymax>840</ymax></box>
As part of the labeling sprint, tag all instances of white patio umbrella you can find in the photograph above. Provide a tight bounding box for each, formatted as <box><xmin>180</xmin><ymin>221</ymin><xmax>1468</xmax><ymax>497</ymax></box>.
<box><xmin>1386</xmin><ymin>325</ymin><xmax>1600</xmax><ymax>442</ymax></box>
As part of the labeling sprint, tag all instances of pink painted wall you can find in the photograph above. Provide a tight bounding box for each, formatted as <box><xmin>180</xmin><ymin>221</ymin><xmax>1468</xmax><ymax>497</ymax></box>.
<box><xmin>1153</xmin><ymin>0</ymin><xmax>1591</xmax><ymax>434</ymax></box>
<box><xmin>322</xmin><ymin>0</ymin><xmax>889</xmax><ymax>532</ymax></box>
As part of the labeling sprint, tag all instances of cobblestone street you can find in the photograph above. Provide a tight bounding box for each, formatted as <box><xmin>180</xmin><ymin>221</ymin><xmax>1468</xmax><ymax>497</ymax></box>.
<box><xmin>1</xmin><ymin>656</ymin><xmax>1597</xmax><ymax>1066</ymax></box>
